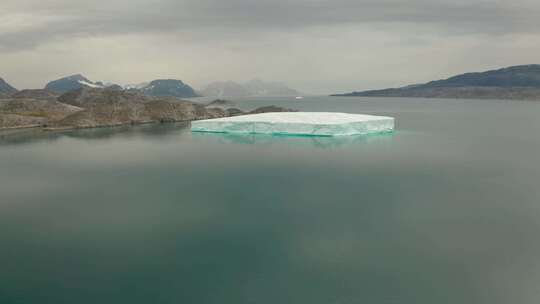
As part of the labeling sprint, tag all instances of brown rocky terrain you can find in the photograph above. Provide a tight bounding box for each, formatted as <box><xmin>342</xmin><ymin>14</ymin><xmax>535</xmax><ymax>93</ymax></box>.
<box><xmin>11</xmin><ymin>89</ymin><xmax>60</xmax><ymax>100</ymax></box>
<box><xmin>0</xmin><ymin>87</ymin><xmax>294</xmax><ymax>131</ymax></box>
<box><xmin>248</xmin><ymin>105</ymin><xmax>298</xmax><ymax>114</ymax></box>
<box><xmin>0</xmin><ymin>99</ymin><xmax>83</xmax><ymax>129</ymax></box>
<box><xmin>0</xmin><ymin>113</ymin><xmax>47</xmax><ymax>129</ymax></box>
<box><xmin>51</xmin><ymin>88</ymin><xmax>227</xmax><ymax>129</ymax></box>
<box><xmin>205</xmin><ymin>99</ymin><xmax>236</xmax><ymax>109</ymax></box>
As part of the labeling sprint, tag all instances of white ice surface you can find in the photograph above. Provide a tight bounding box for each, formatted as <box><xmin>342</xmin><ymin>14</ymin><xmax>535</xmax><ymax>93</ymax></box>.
<box><xmin>191</xmin><ymin>112</ymin><xmax>394</xmax><ymax>136</ymax></box>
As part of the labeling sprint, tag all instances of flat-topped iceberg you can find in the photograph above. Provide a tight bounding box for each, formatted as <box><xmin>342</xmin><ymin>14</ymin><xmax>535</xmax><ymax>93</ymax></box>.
<box><xmin>191</xmin><ymin>112</ymin><xmax>394</xmax><ymax>136</ymax></box>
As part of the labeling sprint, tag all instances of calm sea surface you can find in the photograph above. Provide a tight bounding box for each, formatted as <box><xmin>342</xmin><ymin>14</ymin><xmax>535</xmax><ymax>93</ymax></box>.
<box><xmin>1</xmin><ymin>96</ymin><xmax>540</xmax><ymax>304</ymax></box>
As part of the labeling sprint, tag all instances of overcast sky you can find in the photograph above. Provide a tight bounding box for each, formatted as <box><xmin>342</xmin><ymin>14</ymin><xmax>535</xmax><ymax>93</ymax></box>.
<box><xmin>1</xmin><ymin>0</ymin><xmax>540</xmax><ymax>94</ymax></box>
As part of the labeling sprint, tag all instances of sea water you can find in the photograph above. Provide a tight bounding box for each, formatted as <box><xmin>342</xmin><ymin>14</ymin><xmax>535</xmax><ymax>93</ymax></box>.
<box><xmin>1</xmin><ymin>96</ymin><xmax>540</xmax><ymax>304</ymax></box>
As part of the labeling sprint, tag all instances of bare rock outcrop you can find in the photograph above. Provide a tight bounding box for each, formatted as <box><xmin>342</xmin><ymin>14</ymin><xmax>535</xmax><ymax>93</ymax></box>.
<box><xmin>1</xmin><ymin>87</ymin><xmax>296</xmax><ymax>131</ymax></box>
<box><xmin>11</xmin><ymin>89</ymin><xmax>60</xmax><ymax>100</ymax></box>
<box><xmin>0</xmin><ymin>113</ymin><xmax>47</xmax><ymax>129</ymax></box>
<box><xmin>0</xmin><ymin>98</ymin><xmax>83</xmax><ymax>122</ymax></box>
<box><xmin>52</xmin><ymin>88</ymin><xmax>227</xmax><ymax>128</ymax></box>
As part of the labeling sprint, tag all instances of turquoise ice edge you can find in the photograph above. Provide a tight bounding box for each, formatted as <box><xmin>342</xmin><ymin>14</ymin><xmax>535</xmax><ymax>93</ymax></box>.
<box><xmin>191</xmin><ymin>130</ymin><xmax>395</xmax><ymax>149</ymax></box>
<box><xmin>191</xmin><ymin>112</ymin><xmax>395</xmax><ymax>137</ymax></box>
<box><xmin>191</xmin><ymin>129</ymin><xmax>395</xmax><ymax>138</ymax></box>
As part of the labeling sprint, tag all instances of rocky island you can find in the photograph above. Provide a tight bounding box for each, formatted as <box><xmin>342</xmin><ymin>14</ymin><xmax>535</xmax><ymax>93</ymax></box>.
<box><xmin>0</xmin><ymin>79</ymin><xmax>294</xmax><ymax>131</ymax></box>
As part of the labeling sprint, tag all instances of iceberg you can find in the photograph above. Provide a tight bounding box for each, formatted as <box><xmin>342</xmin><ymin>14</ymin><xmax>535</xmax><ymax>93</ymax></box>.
<box><xmin>191</xmin><ymin>112</ymin><xmax>394</xmax><ymax>136</ymax></box>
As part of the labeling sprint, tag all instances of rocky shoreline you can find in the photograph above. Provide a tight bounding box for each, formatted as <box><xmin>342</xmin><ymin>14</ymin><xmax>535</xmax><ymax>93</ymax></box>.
<box><xmin>0</xmin><ymin>87</ymin><xmax>294</xmax><ymax>132</ymax></box>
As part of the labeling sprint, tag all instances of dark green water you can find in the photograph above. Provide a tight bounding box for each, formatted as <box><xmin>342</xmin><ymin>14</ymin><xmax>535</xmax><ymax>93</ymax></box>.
<box><xmin>1</xmin><ymin>97</ymin><xmax>540</xmax><ymax>304</ymax></box>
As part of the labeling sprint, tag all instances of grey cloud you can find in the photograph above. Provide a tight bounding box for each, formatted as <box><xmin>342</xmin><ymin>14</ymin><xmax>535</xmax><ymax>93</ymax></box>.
<box><xmin>2</xmin><ymin>0</ymin><xmax>540</xmax><ymax>94</ymax></box>
<box><xmin>1</xmin><ymin>0</ymin><xmax>540</xmax><ymax>51</ymax></box>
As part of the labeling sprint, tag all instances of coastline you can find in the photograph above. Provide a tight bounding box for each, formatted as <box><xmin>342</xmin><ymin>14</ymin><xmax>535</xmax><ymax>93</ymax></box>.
<box><xmin>1</xmin><ymin>117</ymin><xmax>213</xmax><ymax>133</ymax></box>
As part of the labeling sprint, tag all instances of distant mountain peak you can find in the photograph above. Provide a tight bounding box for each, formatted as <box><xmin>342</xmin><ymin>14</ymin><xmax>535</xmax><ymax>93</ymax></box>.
<box><xmin>140</xmin><ymin>79</ymin><xmax>198</xmax><ymax>98</ymax></box>
<box><xmin>66</xmin><ymin>74</ymin><xmax>87</xmax><ymax>80</ymax></box>
<box><xmin>0</xmin><ymin>77</ymin><xmax>17</xmax><ymax>94</ymax></box>
<box><xmin>150</xmin><ymin>79</ymin><xmax>185</xmax><ymax>84</ymax></box>
<box><xmin>61</xmin><ymin>74</ymin><xmax>92</xmax><ymax>84</ymax></box>
<box><xmin>44</xmin><ymin>74</ymin><xmax>123</xmax><ymax>93</ymax></box>
<box><xmin>201</xmin><ymin>79</ymin><xmax>300</xmax><ymax>98</ymax></box>
<box><xmin>45</xmin><ymin>74</ymin><xmax>98</xmax><ymax>93</ymax></box>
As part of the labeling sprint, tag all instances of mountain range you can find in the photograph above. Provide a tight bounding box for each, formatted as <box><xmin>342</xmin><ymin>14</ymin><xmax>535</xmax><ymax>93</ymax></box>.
<box><xmin>201</xmin><ymin>79</ymin><xmax>300</xmax><ymax>98</ymax></box>
<box><xmin>0</xmin><ymin>74</ymin><xmax>295</xmax><ymax>130</ymax></box>
<box><xmin>43</xmin><ymin>75</ymin><xmax>199</xmax><ymax>98</ymax></box>
<box><xmin>0</xmin><ymin>75</ymin><xmax>300</xmax><ymax>99</ymax></box>
<box><xmin>333</xmin><ymin>65</ymin><xmax>540</xmax><ymax>100</ymax></box>
<box><xmin>4</xmin><ymin>65</ymin><xmax>540</xmax><ymax>101</ymax></box>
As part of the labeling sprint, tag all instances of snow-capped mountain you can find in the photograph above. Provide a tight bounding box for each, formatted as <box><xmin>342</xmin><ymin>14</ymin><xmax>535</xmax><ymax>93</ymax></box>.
<box><xmin>44</xmin><ymin>75</ymin><xmax>124</xmax><ymax>93</ymax></box>
<box><xmin>45</xmin><ymin>74</ymin><xmax>101</xmax><ymax>93</ymax></box>
<box><xmin>78</xmin><ymin>79</ymin><xmax>103</xmax><ymax>89</ymax></box>
<box><xmin>44</xmin><ymin>75</ymin><xmax>198</xmax><ymax>98</ymax></box>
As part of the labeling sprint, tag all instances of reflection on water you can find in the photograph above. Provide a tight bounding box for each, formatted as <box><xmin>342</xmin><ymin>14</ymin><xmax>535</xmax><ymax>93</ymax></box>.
<box><xmin>1</xmin><ymin>97</ymin><xmax>540</xmax><ymax>304</ymax></box>
<box><xmin>1</xmin><ymin>122</ymin><xmax>395</xmax><ymax>149</ymax></box>
<box><xmin>192</xmin><ymin>131</ymin><xmax>395</xmax><ymax>148</ymax></box>
<box><xmin>0</xmin><ymin>122</ymin><xmax>192</xmax><ymax>146</ymax></box>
